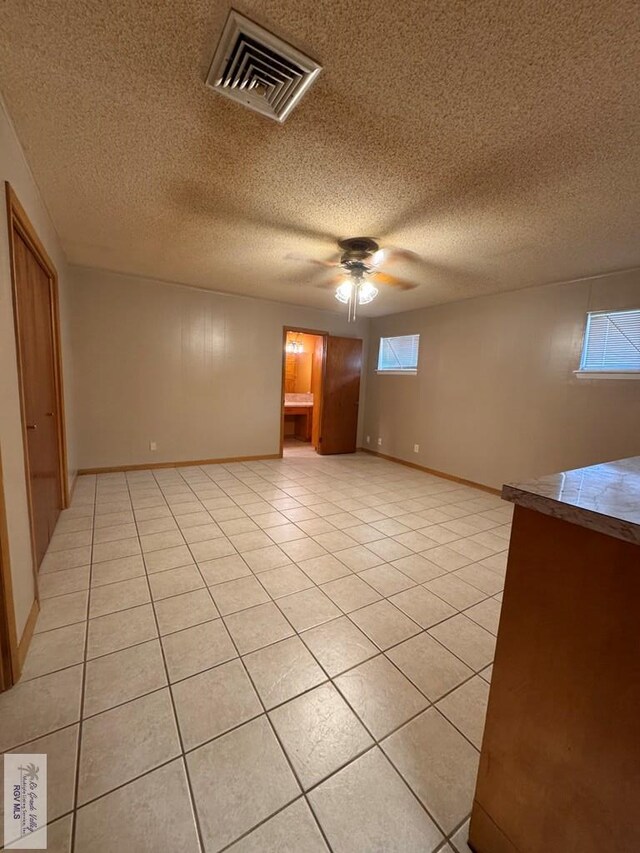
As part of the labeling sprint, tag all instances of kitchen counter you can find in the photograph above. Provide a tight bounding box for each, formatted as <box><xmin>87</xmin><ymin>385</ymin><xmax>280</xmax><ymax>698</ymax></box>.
<box><xmin>470</xmin><ymin>456</ymin><xmax>640</xmax><ymax>853</ymax></box>
<box><xmin>502</xmin><ymin>456</ymin><xmax>640</xmax><ymax>545</ymax></box>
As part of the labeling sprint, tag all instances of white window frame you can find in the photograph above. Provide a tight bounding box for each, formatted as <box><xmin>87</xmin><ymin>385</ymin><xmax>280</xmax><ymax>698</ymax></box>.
<box><xmin>376</xmin><ymin>334</ymin><xmax>420</xmax><ymax>375</ymax></box>
<box><xmin>575</xmin><ymin>308</ymin><xmax>640</xmax><ymax>380</ymax></box>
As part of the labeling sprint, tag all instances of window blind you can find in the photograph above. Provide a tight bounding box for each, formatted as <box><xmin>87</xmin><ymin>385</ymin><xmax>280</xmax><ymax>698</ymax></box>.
<box><xmin>579</xmin><ymin>309</ymin><xmax>640</xmax><ymax>372</ymax></box>
<box><xmin>377</xmin><ymin>334</ymin><xmax>420</xmax><ymax>372</ymax></box>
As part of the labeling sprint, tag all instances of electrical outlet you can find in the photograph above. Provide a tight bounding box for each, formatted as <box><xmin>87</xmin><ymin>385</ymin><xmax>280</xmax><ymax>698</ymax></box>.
<box><xmin>377</xmin><ymin>437</ymin><xmax>382</xmax><ymax>446</ymax></box>
<box><xmin>366</xmin><ymin>435</ymin><xmax>370</xmax><ymax>444</ymax></box>
<box><xmin>149</xmin><ymin>441</ymin><xmax>157</xmax><ymax>451</ymax></box>
<box><xmin>413</xmin><ymin>444</ymin><xmax>419</xmax><ymax>453</ymax></box>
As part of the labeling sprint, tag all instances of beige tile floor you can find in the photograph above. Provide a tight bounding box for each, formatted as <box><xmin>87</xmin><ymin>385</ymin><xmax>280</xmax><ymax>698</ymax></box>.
<box><xmin>0</xmin><ymin>452</ymin><xmax>509</xmax><ymax>852</ymax></box>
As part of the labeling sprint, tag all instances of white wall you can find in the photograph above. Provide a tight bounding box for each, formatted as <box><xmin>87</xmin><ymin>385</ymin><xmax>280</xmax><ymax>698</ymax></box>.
<box><xmin>69</xmin><ymin>267</ymin><xmax>368</xmax><ymax>469</ymax></box>
<box><xmin>364</xmin><ymin>269</ymin><xmax>640</xmax><ymax>489</ymax></box>
<box><xmin>0</xmin><ymin>98</ymin><xmax>77</xmax><ymax>639</ymax></box>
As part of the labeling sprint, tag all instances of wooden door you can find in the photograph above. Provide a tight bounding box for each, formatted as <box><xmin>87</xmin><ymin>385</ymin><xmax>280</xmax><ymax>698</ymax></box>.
<box><xmin>13</xmin><ymin>230</ymin><xmax>63</xmax><ymax>566</ymax></box>
<box><xmin>318</xmin><ymin>336</ymin><xmax>363</xmax><ymax>454</ymax></box>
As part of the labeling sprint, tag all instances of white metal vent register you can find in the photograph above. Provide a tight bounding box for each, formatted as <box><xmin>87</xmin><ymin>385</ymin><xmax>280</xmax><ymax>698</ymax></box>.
<box><xmin>206</xmin><ymin>11</ymin><xmax>322</xmax><ymax>123</ymax></box>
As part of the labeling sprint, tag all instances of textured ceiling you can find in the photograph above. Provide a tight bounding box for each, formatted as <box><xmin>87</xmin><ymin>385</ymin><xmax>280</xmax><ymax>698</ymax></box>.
<box><xmin>1</xmin><ymin>0</ymin><xmax>639</xmax><ymax>315</ymax></box>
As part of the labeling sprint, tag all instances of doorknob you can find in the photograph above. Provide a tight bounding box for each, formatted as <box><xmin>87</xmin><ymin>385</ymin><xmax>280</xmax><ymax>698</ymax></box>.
<box><xmin>45</xmin><ymin>412</ymin><xmax>54</xmax><ymax>417</ymax></box>
<box><xmin>27</xmin><ymin>424</ymin><xmax>37</xmax><ymax>430</ymax></box>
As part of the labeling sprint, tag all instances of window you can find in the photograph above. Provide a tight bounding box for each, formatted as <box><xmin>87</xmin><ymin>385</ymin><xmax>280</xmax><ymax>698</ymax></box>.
<box><xmin>578</xmin><ymin>309</ymin><xmax>640</xmax><ymax>376</ymax></box>
<box><xmin>377</xmin><ymin>334</ymin><xmax>420</xmax><ymax>374</ymax></box>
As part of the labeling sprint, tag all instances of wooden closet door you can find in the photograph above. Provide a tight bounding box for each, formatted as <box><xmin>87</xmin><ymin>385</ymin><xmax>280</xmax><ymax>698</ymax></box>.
<box><xmin>13</xmin><ymin>231</ymin><xmax>62</xmax><ymax>566</ymax></box>
<box><xmin>319</xmin><ymin>336</ymin><xmax>363</xmax><ymax>454</ymax></box>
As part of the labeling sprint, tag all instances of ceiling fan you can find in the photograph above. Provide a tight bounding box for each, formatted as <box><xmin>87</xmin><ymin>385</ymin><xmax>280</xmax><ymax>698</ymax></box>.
<box><xmin>287</xmin><ymin>237</ymin><xmax>420</xmax><ymax>321</ymax></box>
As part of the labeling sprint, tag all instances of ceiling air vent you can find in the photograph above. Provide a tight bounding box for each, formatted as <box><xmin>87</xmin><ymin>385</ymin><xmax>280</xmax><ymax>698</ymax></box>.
<box><xmin>206</xmin><ymin>11</ymin><xmax>322</xmax><ymax>123</ymax></box>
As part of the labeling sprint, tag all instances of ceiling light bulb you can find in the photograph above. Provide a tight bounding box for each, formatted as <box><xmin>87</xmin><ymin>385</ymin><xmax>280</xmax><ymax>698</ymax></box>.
<box><xmin>357</xmin><ymin>282</ymin><xmax>378</xmax><ymax>304</ymax></box>
<box><xmin>335</xmin><ymin>281</ymin><xmax>353</xmax><ymax>304</ymax></box>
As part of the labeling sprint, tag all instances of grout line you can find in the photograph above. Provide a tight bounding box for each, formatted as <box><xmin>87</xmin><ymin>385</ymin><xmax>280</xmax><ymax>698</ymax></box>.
<box><xmin>72</xmin><ymin>478</ymin><xmax>508</xmax><ymax>548</ymax></box>
<box><xmin>446</xmin><ymin>812</ymin><xmax>471</xmax><ymax>848</ymax></box>
<box><xmin>183</xmin><ymin>472</ymin><xmax>337</xmax><ymax>852</ymax></box>
<box><xmin>214</xmin><ymin>794</ymin><xmax>315</xmax><ymax>853</ymax></box>
<box><xmin>18</xmin><ymin>580</ymin><xmax>496</xmax><ymax>697</ymax></box>
<box><xmin>126</xmin><ymin>469</ymin><xmax>207</xmax><ymax>853</ymax></box>
<box><xmin>31</xmin><ymin>587</ymin><xmax>497</xmax><ymax>673</ymax></box>
<box><xmin>4</xmin><ymin>623</ymin><xmax>490</xmax><ymax>758</ymax></box>
<box><xmin>9</xmin><ymin>568</ymin><xmax>496</xmax><ymax>734</ymax></box>
<box><xmin>187</xmin><ymin>467</ymin><xmax>346</xmax><ymax>848</ymax></box>
<box><xmin>61</xmin><ymin>754</ymin><xmax>191</xmax><ymax>815</ymax></box>
<box><xmin>239</xmin><ymin>546</ymin><xmax>453</xmax><ymax>841</ymax></box>
<box><xmin>68</xmin><ymin>470</ymin><xmax>97</xmax><ymax>852</ymax></box>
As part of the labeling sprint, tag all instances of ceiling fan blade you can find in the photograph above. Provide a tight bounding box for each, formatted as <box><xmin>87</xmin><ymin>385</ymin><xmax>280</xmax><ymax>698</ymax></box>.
<box><xmin>284</xmin><ymin>252</ymin><xmax>340</xmax><ymax>268</ymax></box>
<box><xmin>371</xmin><ymin>246</ymin><xmax>421</xmax><ymax>267</ymax></box>
<box><xmin>314</xmin><ymin>273</ymin><xmax>344</xmax><ymax>289</ymax></box>
<box><xmin>371</xmin><ymin>271</ymin><xmax>418</xmax><ymax>290</ymax></box>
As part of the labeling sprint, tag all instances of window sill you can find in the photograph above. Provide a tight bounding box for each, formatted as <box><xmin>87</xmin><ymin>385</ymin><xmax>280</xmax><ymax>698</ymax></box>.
<box><xmin>574</xmin><ymin>370</ymin><xmax>640</xmax><ymax>380</ymax></box>
<box><xmin>376</xmin><ymin>370</ymin><xmax>418</xmax><ymax>375</ymax></box>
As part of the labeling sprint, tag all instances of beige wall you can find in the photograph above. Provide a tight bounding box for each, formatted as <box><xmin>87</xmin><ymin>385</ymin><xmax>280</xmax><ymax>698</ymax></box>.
<box><xmin>0</xmin><ymin>98</ymin><xmax>77</xmax><ymax>639</ymax></box>
<box><xmin>69</xmin><ymin>267</ymin><xmax>368</xmax><ymax>469</ymax></box>
<box><xmin>364</xmin><ymin>269</ymin><xmax>640</xmax><ymax>489</ymax></box>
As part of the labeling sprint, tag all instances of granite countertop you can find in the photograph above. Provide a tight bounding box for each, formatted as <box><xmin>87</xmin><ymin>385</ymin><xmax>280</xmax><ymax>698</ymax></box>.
<box><xmin>502</xmin><ymin>456</ymin><xmax>640</xmax><ymax>545</ymax></box>
<box><xmin>284</xmin><ymin>392</ymin><xmax>313</xmax><ymax>407</ymax></box>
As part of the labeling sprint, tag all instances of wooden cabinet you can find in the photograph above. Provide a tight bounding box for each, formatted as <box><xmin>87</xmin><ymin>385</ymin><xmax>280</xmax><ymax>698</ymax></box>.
<box><xmin>470</xmin><ymin>458</ymin><xmax>640</xmax><ymax>853</ymax></box>
<box><xmin>284</xmin><ymin>405</ymin><xmax>313</xmax><ymax>442</ymax></box>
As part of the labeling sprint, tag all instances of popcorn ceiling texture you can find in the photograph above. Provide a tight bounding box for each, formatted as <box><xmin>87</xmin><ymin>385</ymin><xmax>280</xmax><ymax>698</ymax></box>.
<box><xmin>1</xmin><ymin>0</ymin><xmax>639</xmax><ymax>315</ymax></box>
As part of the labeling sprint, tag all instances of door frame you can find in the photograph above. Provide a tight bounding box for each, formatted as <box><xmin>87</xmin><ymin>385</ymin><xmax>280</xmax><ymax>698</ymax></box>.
<box><xmin>0</xmin><ymin>449</ymin><xmax>20</xmax><ymax>690</ymax></box>
<box><xmin>6</xmin><ymin>182</ymin><xmax>69</xmax><ymax>588</ymax></box>
<box><xmin>280</xmin><ymin>327</ymin><xmax>328</xmax><ymax>456</ymax></box>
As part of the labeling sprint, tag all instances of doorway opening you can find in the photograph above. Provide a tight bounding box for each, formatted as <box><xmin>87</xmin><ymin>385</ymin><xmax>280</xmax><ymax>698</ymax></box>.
<box><xmin>280</xmin><ymin>327</ymin><xmax>364</xmax><ymax>457</ymax></box>
<box><xmin>281</xmin><ymin>329</ymin><xmax>325</xmax><ymax>457</ymax></box>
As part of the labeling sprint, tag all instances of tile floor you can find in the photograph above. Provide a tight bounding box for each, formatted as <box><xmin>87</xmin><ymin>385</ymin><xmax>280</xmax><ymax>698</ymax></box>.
<box><xmin>282</xmin><ymin>439</ymin><xmax>318</xmax><ymax>459</ymax></box>
<box><xmin>0</xmin><ymin>452</ymin><xmax>510</xmax><ymax>852</ymax></box>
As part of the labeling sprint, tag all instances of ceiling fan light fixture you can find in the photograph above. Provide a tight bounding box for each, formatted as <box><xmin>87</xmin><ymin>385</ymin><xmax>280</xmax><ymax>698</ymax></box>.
<box><xmin>335</xmin><ymin>272</ymin><xmax>378</xmax><ymax>318</ymax></box>
<box><xmin>357</xmin><ymin>281</ymin><xmax>378</xmax><ymax>304</ymax></box>
<box><xmin>335</xmin><ymin>280</ymin><xmax>353</xmax><ymax>304</ymax></box>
